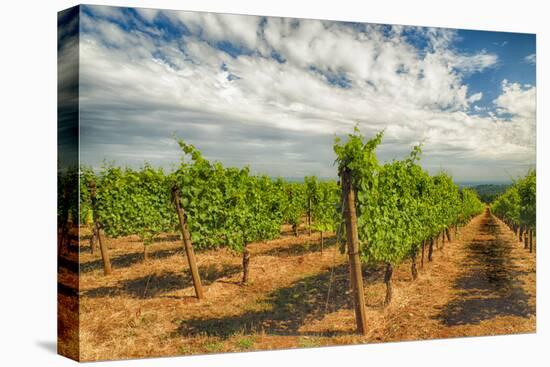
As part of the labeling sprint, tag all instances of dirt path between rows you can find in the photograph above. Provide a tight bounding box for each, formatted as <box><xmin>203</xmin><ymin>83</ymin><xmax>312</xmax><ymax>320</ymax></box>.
<box><xmin>370</xmin><ymin>209</ymin><xmax>536</xmax><ymax>342</ymax></box>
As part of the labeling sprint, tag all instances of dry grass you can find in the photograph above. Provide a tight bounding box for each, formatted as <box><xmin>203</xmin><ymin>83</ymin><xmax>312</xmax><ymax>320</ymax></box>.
<box><xmin>57</xmin><ymin>213</ymin><xmax>536</xmax><ymax>361</ymax></box>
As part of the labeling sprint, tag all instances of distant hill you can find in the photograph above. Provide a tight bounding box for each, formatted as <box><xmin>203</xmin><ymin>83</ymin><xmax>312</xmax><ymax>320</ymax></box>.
<box><xmin>466</xmin><ymin>184</ymin><xmax>511</xmax><ymax>203</ymax></box>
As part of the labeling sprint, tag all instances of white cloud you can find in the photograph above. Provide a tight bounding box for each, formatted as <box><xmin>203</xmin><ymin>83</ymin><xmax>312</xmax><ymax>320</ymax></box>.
<box><xmin>524</xmin><ymin>53</ymin><xmax>536</xmax><ymax>64</ymax></box>
<box><xmin>135</xmin><ymin>8</ymin><xmax>159</xmax><ymax>23</ymax></box>
<box><xmin>492</xmin><ymin>41</ymin><xmax>508</xmax><ymax>47</ymax></box>
<box><xmin>86</xmin><ymin>5</ymin><xmax>125</xmax><ymax>21</ymax></box>
<box><xmin>468</xmin><ymin>92</ymin><xmax>483</xmax><ymax>103</ymax></box>
<box><xmin>451</xmin><ymin>51</ymin><xmax>498</xmax><ymax>74</ymax></box>
<box><xmin>417</xmin><ymin>26</ymin><xmax>458</xmax><ymax>51</ymax></box>
<box><xmin>494</xmin><ymin>80</ymin><xmax>536</xmax><ymax>118</ymax></box>
<box><xmin>75</xmin><ymin>7</ymin><xmax>536</xmax><ymax>181</ymax></box>
<box><xmin>170</xmin><ymin>11</ymin><xmax>263</xmax><ymax>50</ymax></box>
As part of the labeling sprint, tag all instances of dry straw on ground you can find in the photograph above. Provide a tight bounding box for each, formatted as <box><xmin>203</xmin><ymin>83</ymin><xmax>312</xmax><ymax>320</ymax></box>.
<box><xmin>57</xmin><ymin>214</ymin><xmax>535</xmax><ymax>361</ymax></box>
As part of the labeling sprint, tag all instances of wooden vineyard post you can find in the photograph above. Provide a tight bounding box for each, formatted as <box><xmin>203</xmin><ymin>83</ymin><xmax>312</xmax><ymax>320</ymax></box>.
<box><xmin>519</xmin><ymin>225</ymin><xmax>524</xmax><ymax>242</ymax></box>
<box><xmin>289</xmin><ymin>189</ymin><xmax>298</xmax><ymax>237</ymax></box>
<box><xmin>428</xmin><ymin>237</ymin><xmax>434</xmax><ymax>262</ymax></box>
<box><xmin>308</xmin><ymin>197</ymin><xmax>312</xmax><ymax>236</ymax></box>
<box><xmin>172</xmin><ymin>186</ymin><xmax>205</xmax><ymax>300</ymax></box>
<box><xmin>421</xmin><ymin>240</ymin><xmax>425</xmax><ymax>268</ymax></box>
<box><xmin>143</xmin><ymin>243</ymin><xmax>149</xmax><ymax>262</ymax></box>
<box><xmin>58</xmin><ymin>223</ymin><xmax>68</xmax><ymax>256</ymax></box>
<box><xmin>242</xmin><ymin>245</ymin><xmax>250</xmax><ymax>285</ymax></box>
<box><xmin>445</xmin><ymin>227</ymin><xmax>452</xmax><ymax>242</ymax></box>
<box><xmin>529</xmin><ymin>228</ymin><xmax>533</xmax><ymax>253</ymax></box>
<box><xmin>89</xmin><ymin>229</ymin><xmax>97</xmax><ymax>255</ymax></box>
<box><xmin>95</xmin><ymin>223</ymin><xmax>112</xmax><ymax>276</ymax></box>
<box><xmin>411</xmin><ymin>251</ymin><xmax>418</xmax><ymax>280</ymax></box>
<box><xmin>384</xmin><ymin>263</ymin><xmax>393</xmax><ymax>306</ymax></box>
<box><xmin>89</xmin><ymin>182</ymin><xmax>112</xmax><ymax>276</ymax></box>
<box><xmin>341</xmin><ymin>169</ymin><xmax>368</xmax><ymax>335</ymax></box>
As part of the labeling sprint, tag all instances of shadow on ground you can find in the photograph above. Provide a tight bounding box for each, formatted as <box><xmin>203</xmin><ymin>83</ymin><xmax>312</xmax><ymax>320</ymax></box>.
<box><xmin>436</xmin><ymin>211</ymin><xmax>535</xmax><ymax>326</ymax></box>
<box><xmin>58</xmin><ymin>282</ymin><xmax>79</xmax><ymax>297</ymax></box>
<box><xmin>176</xmin><ymin>264</ymin><xmax>355</xmax><ymax>338</ymax></box>
<box><xmin>81</xmin><ymin>247</ymin><xmax>185</xmax><ymax>273</ymax></box>
<box><xmin>59</xmin><ymin>246</ymin><xmax>185</xmax><ymax>274</ymax></box>
<box><xmin>83</xmin><ymin>263</ymin><xmax>242</xmax><ymax>299</ymax></box>
<box><xmin>62</xmin><ymin>233</ymin><xmax>334</xmax><ymax>274</ymax></box>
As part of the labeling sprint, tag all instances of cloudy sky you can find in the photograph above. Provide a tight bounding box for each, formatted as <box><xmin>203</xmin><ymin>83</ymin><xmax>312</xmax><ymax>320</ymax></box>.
<box><xmin>74</xmin><ymin>5</ymin><xmax>536</xmax><ymax>182</ymax></box>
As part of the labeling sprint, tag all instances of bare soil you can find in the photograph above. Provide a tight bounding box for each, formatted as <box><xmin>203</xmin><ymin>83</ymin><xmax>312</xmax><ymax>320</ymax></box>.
<box><xmin>57</xmin><ymin>211</ymin><xmax>536</xmax><ymax>361</ymax></box>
